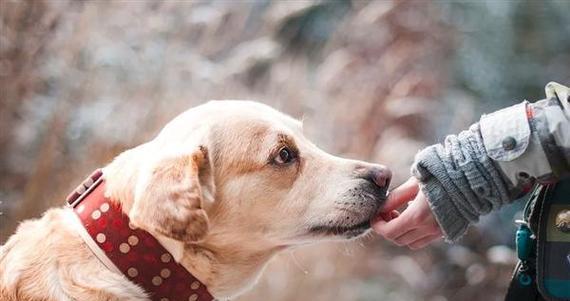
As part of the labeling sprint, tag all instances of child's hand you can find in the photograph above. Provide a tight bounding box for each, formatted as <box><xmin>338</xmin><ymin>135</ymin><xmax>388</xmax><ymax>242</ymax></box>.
<box><xmin>371</xmin><ymin>177</ymin><xmax>442</xmax><ymax>249</ymax></box>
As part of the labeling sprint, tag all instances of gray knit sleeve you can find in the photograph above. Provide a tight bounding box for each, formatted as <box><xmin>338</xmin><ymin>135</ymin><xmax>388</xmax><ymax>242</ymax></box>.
<box><xmin>411</xmin><ymin>123</ymin><xmax>513</xmax><ymax>242</ymax></box>
<box><xmin>412</xmin><ymin>82</ymin><xmax>569</xmax><ymax>242</ymax></box>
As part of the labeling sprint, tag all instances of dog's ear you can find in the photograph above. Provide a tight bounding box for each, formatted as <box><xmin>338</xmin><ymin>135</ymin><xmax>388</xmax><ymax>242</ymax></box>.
<box><xmin>130</xmin><ymin>146</ymin><xmax>212</xmax><ymax>242</ymax></box>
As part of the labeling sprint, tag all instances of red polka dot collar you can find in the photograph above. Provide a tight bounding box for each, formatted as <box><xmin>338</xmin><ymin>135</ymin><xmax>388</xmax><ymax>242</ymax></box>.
<box><xmin>66</xmin><ymin>170</ymin><xmax>214</xmax><ymax>301</ymax></box>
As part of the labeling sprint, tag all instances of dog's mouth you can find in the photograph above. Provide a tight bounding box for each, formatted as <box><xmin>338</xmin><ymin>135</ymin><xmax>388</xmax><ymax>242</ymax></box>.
<box><xmin>308</xmin><ymin>220</ymin><xmax>371</xmax><ymax>239</ymax></box>
<box><xmin>306</xmin><ymin>181</ymin><xmax>388</xmax><ymax>240</ymax></box>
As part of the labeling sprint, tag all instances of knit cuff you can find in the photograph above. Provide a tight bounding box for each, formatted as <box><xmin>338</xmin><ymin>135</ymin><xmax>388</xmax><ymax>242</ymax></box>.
<box><xmin>411</xmin><ymin>122</ymin><xmax>512</xmax><ymax>242</ymax></box>
<box><xmin>419</xmin><ymin>176</ymin><xmax>470</xmax><ymax>242</ymax></box>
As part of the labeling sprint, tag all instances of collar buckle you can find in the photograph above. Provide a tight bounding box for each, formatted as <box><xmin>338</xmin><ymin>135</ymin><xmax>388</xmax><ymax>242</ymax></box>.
<box><xmin>66</xmin><ymin>169</ymin><xmax>104</xmax><ymax>208</ymax></box>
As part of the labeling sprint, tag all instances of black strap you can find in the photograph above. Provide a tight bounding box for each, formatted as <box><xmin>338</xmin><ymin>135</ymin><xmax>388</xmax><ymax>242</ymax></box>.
<box><xmin>505</xmin><ymin>260</ymin><xmax>544</xmax><ymax>301</ymax></box>
<box><xmin>505</xmin><ymin>184</ymin><xmax>545</xmax><ymax>301</ymax></box>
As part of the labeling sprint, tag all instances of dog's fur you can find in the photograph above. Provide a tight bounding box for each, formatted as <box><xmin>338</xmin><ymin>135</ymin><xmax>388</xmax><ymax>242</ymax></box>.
<box><xmin>0</xmin><ymin>101</ymin><xmax>389</xmax><ymax>300</ymax></box>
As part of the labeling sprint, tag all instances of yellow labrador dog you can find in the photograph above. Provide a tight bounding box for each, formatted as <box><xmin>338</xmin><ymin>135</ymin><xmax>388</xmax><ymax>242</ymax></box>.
<box><xmin>0</xmin><ymin>101</ymin><xmax>391</xmax><ymax>301</ymax></box>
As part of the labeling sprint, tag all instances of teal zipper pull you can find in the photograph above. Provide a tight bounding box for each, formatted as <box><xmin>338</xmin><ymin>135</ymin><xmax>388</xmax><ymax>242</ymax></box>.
<box><xmin>515</xmin><ymin>220</ymin><xmax>533</xmax><ymax>261</ymax></box>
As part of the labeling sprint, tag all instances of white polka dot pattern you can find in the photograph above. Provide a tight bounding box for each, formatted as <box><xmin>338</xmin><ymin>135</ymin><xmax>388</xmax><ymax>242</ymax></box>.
<box><xmin>160</xmin><ymin>268</ymin><xmax>171</xmax><ymax>278</ymax></box>
<box><xmin>91</xmin><ymin>210</ymin><xmax>101</xmax><ymax>220</ymax></box>
<box><xmin>152</xmin><ymin>276</ymin><xmax>163</xmax><ymax>286</ymax></box>
<box><xmin>100</xmin><ymin>202</ymin><xmax>110</xmax><ymax>212</ymax></box>
<box><xmin>161</xmin><ymin>253</ymin><xmax>172</xmax><ymax>263</ymax></box>
<box><xmin>127</xmin><ymin>235</ymin><xmax>139</xmax><ymax>246</ymax></box>
<box><xmin>119</xmin><ymin>243</ymin><xmax>130</xmax><ymax>254</ymax></box>
<box><xmin>95</xmin><ymin>233</ymin><xmax>106</xmax><ymax>243</ymax></box>
<box><xmin>71</xmin><ymin>170</ymin><xmax>213</xmax><ymax>301</ymax></box>
<box><xmin>127</xmin><ymin>267</ymin><xmax>138</xmax><ymax>278</ymax></box>
<box><xmin>191</xmin><ymin>281</ymin><xmax>200</xmax><ymax>290</ymax></box>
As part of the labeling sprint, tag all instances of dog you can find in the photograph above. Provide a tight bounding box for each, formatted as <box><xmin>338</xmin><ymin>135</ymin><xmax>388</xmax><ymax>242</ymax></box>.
<box><xmin>0</xmin><ymin>101</ymin><xmax>391</xmax><ymax>301</ymax></box>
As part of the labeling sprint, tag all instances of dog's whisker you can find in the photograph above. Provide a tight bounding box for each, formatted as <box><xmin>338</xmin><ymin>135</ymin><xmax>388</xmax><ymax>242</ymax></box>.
<box><xmin>287</xmin><ymin>250</ymin><xmax>309</xmax><ymax>275</ymax></box>
<box><xmin>341</xmin><ymin>241</ymin><xmax>354</xmax><ymax>256</ymax></box>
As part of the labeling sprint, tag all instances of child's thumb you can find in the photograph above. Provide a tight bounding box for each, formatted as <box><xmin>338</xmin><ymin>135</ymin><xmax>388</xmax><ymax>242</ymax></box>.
<box><xmin>381</xmin><ymin>177</ymin><xmax>419</xmax><ymax>212</ymax></box>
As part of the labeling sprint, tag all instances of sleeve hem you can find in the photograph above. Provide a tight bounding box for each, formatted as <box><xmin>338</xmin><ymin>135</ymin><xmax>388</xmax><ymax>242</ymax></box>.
<box><xmin>419</xmin><ymin>179</ymin><xmax>470</xmax><ymax>242</ymax></box>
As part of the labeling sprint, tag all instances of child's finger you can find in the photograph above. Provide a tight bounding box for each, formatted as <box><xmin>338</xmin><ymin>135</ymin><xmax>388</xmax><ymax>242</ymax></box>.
<box><xmin>381</xmin><ymin>177</ymin><xmax>419</xmax><ymax>212</ymax></box>
<box><xmin>374</xmin><ymin>210</ymin><xmax>400</xmax><ymax>223</ymax></box>
<box><xmin>372</xmin><ymin>211</ymin><xmax>414</xmax><ymax>240</ymax></box>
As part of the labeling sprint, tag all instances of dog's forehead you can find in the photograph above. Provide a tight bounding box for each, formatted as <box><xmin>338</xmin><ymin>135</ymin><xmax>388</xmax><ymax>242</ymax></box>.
<box><xmin>155</xmin><ymin>101</ymin><xmax>303</xmax><ymax>154</ymax></box>
<box><xmin>207</xmin><ymin>100</ymin><xmax>301</xmax><ymax>129</ymax></box>
<box><xmin>175</xmin><ymin>100</ymin><xmax>301</xmax><ymax>133</ymax></box>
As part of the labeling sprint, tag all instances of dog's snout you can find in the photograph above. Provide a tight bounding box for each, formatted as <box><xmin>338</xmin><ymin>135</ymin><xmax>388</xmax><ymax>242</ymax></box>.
<box><xmin>356</xmin><ymin>165</ymin><xmax>392</xmax><ymax>189</ymax></box>
<box><xmin>368</xmin><ymin>166</ymin><xmax>392</xmax><ymax>188</ymax></box>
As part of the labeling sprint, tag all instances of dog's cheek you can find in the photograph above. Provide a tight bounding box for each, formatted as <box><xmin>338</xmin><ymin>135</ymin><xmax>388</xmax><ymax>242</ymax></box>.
<box><xmin>188</xmin><ymin>209</ymin><xmax>209</xmax><ymax>241</ymax></box>
<box><xmin>144</xmin><ymin>198</ymin><xmax>210</xmax><ymax>243</ymax></box>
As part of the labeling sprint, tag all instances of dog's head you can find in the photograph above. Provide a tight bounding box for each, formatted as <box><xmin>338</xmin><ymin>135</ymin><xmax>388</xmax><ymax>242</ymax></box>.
<box><xmin>111</xmin><ymin>100</ymin><xmax>390</xmax><ymax>252</ymax></box>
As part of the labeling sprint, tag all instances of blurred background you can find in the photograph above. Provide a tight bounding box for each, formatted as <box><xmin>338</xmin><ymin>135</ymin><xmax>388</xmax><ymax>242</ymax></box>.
<box><xmin>1</xmin><ymin>1</ymin><xmax>569</xmax><ymax>300</ymax></box>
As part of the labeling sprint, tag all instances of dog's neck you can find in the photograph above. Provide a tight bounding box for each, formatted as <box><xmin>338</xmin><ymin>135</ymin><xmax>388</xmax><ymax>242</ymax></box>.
<box><xmin>180</xmin><ymin>235</ymin><xmax>284</xmax><ymax>298</ymax></box>
<box><xmin>103</xmin><ymin>147</ymin><xmax>283</xmax><ymax>299</ymax></box>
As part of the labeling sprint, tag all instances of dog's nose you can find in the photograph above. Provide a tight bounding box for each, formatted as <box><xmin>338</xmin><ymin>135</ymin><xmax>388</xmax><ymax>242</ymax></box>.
<box><xmin>365</xmin><ymin>165</ymin><xmax>392</xmax><ymax>188</ymax></box>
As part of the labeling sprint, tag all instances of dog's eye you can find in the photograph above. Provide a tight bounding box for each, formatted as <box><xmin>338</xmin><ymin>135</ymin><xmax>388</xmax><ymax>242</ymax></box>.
<box><xmin>275</xmin><ymin>147</ymin><xmax>295</xmax><ymax>165</ymax></box>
